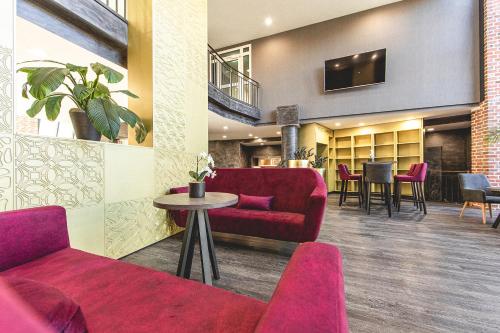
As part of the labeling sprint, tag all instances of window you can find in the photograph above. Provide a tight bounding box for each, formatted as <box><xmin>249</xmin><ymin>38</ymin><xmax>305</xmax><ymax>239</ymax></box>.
<box><xmin>219</xmin><ymin>44</ymin><xmax>252</xmax><ymax>102</ymax></box>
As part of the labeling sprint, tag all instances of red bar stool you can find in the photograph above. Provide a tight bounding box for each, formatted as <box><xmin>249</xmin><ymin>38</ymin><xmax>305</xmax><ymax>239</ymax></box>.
<box><xmin>393</xmin><ymin>164</ymin><xmax>417</xmax><ymax>206</ymax></box>
<box><xmin>394</xmin><ymin>162</ymin><xmax>428</xmax><ymax>214</ymax></box>
<box><xmin>338</xmin><ymin>164</ymin><xmax>363</xmax><ymax>207</ymax></box>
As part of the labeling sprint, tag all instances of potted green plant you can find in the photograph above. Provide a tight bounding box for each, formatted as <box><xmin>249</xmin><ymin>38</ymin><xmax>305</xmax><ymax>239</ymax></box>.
<box><xmin>288</xmin><ymin>147</ymin><xmax>314</xmax><ymax>168</ymax></box>
<box><xmin>188</xmin><ymin>152</ymin><xmax>216</xmax><ymax>198</ymax></box>
<box><xmin>310</xmin><ymin>154</ymin><xmax>328</xmax><ymax>178</ymax></box>
<box><xmin>18</xmin><ymin>60</ymin><xmax>147</xmax><ymax>143</ymax></box>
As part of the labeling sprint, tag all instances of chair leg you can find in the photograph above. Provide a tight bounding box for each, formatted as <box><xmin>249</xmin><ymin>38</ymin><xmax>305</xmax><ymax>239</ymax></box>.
<box><xmin>459</xmin><ymin>201</ymin><xmax>468</xmax><ymax>218</ymax></box>
<box><xmin>386</xmin><ymin>183</ymin><xmax>392</xmax><ymax>218</ymax></box>
<box><xmin>367</xmin><ymin>182</ymin><xmax>372</xmax><ymax>215</ymax></box>
<box><xmin>397</xmin><ymin>181</ymin><xmax>402</xmax><ymax>212</ymax></box>
<box><xmin>419</xmin><ymin>182</ymin><xmax>427</xmax><ymax>215</ymax></box>
<box><xmin>339</xmin><ymin>180</ymin><xmax>344</xmax><ymax>207</ymax></box>
<box><xmin>415</xmin><ymin>182</ymin><xmax>423</xmax><ymax>211</ymax></box>
<box><xmin>380</xmin><ymin>184</ymin><xmax>384</xmax><ymax>202</ymax></box>
<box><xmin>411</xmin><ymin>182</ymin><xmax>417</xmax><ymax>207</ymax></box>
<box><xmin>357</xmin><ymin>180</ymin><xmax>362</xmax><ymax>208</ymax></box>
<box><xmin>393</xmin><ymin>181</ymin><xmax>398</xmax><ymax>207</ymax></box>
<box><xmin>488</xmin><ymin>203</ymin><xmax>493</xmax><ymax>218</ymax></box>
<box><xmin>344</xmin><ymin>181</ymin><xmax>348</xmax><ymax>202</ymax></box>
<box><xmin>481</xmin><ymin>203</ymin><xmax>487</xmax><ymax>224</ymax></box>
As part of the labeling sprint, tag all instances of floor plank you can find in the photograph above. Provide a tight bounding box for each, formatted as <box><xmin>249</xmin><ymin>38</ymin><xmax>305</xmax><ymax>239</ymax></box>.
<box><xmin>122</xmin><ymin>195</ymin><xmax>500</xmax><ymax>332</ymax></box>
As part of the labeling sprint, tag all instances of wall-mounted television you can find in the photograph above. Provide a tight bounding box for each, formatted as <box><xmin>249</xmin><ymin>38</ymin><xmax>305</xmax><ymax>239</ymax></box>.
<box><xmin>324</xmin><ymin>49</ymin><xmax>386</xmax><ymax>92</ymax></box>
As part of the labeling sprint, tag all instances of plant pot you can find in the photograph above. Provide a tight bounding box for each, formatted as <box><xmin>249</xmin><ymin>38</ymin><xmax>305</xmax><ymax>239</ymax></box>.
<box><xmin>69</xmin><ymin>108</ymin><xmax>102</xmax><ymax>141</ymax></box>
<box><xmin>314</xmin><ymin>168</ymin><xmax>325</xmax><ymax>178</ymax></box>
<box><xmin>189</xmin><ymin>182</ymin><xmax>206</xmax><ymax>198</ymax></box>
<box><xmin>287</xmin><ymin>160</ymin><xmax>310</xmax><ymax>168</ymax></box>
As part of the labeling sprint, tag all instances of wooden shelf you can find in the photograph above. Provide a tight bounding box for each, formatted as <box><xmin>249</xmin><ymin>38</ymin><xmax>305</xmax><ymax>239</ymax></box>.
<box><xmin>355</xmin><ymin>145</ymin><xmax>371</xmax><ymax>148</ymax></box>
<box><xmin>397</xmin><ymin>141</ymin><xmax>419</xmax><ymax>145</ymax></box>
<box><xmin>374</xmin><ymin>143</ymin><xmax>394</xmax><ymax>147</ymax></box>
<box><xmin>355</xmin><ymin>156</ymin><xmax>370</xmax><ymax>159</ymax></box>
<box><xmin>336</xmin><ymin>156</ymin><xmax>351</xmax><ymax>159</ymax></box>
<box><xmin>376</xmin><ymin>156</ymin><xmax>393</xmax><ymax>159</ymax></box>
<box><xmin>398</xmin><ymin>155</ymin><xmax>420</xmax><ymax>158</ymax></box>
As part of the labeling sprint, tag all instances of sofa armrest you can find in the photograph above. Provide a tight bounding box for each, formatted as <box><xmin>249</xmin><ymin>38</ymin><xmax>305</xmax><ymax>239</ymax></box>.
<box><xmin>0</xmin><ymin>206</ymin><xmax>69</xmax><ymax>271</ymax></box>
<box><xmin>170</xmin><ymin>186</ymin><xmax>188</xmax><ymax>194</ymax></box>
<box><xmin>302</xmin><ymin>184</ymin><xmax>327</xmax><ymax>242</ymax></box>
<box><xmin>462</xmin><ymin>189</ymin><xmax>486</xmax><ymax>203</ymax></box>
<box><xmin>255</xmin><ymin>242</ymin><xmax>348</xmax><ymax>333</ymax></box>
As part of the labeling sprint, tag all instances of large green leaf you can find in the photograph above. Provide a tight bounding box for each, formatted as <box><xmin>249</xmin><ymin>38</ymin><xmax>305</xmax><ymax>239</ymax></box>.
<box><xmin>116</xmin><ymin>107</ymin><xmax>138</xmax><ymax>127</ymax></box>
<box><xmin>26</xmin><ymin>99</ymin><xmax>47</xmax><ymax>117</ymax></box>
<box><xmin>93</xmin><ymin>83</ymin><xmax>110</xmax><ymax>98</ymax></box>
<box><xmin>111</xmin><ymin>90</ymin><xmax>139</xmax><ymax>98</ymax></box>
<box><xmin>27</xmin><ymin>67</ymin><xmax>69</xmax><ymax>99</ymax></box>
<box><xmin>73</xmin><ymin>84</ymin><xmax>93</xmax><ymax>101</ymax></box>
<box><xmin>87</xmin><ymin>98</ymin><xmax>121</xmax><ymax>140</ymax></box>
<box><xmin>65</xmin><ymin>63</ymin><xmax>88</xmax><ymax>77</ymax></box>
<box><xmin>44</xmin><ymin>95</ymin><xmax>64</xmax><ymax>121</ymax></box>
<box><xmin>21</xmin><ymin>82</ymin><xmax>29</xmax><ymax>99</ymax></box>
<box><xmin>134</xmin><ymin>119</ymin><xmax>148</xmax><ymax>144</ymax></box>
<box><xmin>90</xmin><ymin>63</ymin><xmax>123</xmax><ymax>83</ymax></box>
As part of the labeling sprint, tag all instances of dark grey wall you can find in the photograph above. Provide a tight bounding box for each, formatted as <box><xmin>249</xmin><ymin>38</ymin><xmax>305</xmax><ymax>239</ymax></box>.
<box><xmin>209</xmin><ymin>140</ymin><xmax>244</xmax><ymax>168</ymax></box>
<box><xmin>228</xmin><ymin>0</ymin><xmax>480</xmax><ymax>123</ymax></box>
<box><xmin>425</xmin><ymin>128</ymin><xmax>471</xmax><ymax>172</ymax></box>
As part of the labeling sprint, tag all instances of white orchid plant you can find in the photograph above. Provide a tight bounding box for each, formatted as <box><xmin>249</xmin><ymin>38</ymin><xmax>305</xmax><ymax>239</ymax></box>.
<box><xmin>189</xmin><ymin>152</ymin><xmax>216</xmax><ymax>183</ymax></box>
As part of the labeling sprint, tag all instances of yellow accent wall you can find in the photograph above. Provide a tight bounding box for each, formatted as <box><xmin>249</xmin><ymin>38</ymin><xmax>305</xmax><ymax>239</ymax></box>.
<box><xmin>1</xmin><ymin>0</ymin><xmax>208</xmax><ymax>258</ymax></box>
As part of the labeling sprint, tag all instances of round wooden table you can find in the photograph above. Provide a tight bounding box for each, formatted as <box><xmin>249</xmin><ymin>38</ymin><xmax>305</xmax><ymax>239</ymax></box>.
<box><xmin>153</xmin><ymin>192</ymin><xmax>238</xmax><ymax>285</ymax></box>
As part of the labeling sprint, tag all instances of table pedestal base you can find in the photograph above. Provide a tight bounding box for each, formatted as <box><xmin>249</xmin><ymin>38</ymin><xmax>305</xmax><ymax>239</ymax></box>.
<box><xmin>177</xmin><ymin>209</ymin><xmax>220</xmax><ymax>285</ymax></box>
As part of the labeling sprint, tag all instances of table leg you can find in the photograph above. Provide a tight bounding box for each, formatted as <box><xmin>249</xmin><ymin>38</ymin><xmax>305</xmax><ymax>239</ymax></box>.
<box><xmin>177</xmin><ymin>210</ymin><xmax>196</xmax><ymax>278</ymax></box>
<box><xmin>492</xmin><ymin>213</ymin><xmax>500</xmax><ymax>229</ymax></box>
<box><xmin>204</xmin><ymin>210</ymin><xmax>220</xmax><ymax>280</ymax></box>
<box><xmin>196</xmin><ymin>209</ymin><xmax>212</xmax><ymax>285</ymax></box>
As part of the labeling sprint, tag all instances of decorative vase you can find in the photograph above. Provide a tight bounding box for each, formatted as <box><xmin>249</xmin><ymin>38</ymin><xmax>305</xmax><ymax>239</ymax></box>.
<box><xmin>314</xmin><ymin>168</ymin><xmax>325</xmax><ymax>178</ymax></box>
<box><xmin>69</xmin><ymin>108</ymin><xmax>102</xmax><ymax>141</ymax></box>
<box><xmin>189</xmin><ymin>182</ymin><xmax>206</xmax><ymax>198</ymax></box>
<box><xmin>287</xmin><ymin>160</ymin><xmax>310</xmax><ymax>168</ymax></box>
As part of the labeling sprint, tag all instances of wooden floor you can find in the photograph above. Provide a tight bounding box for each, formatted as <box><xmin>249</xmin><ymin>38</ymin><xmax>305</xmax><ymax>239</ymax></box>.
<box><xmin>122</xmin><ymin>195</ymin><xmax>500</xmax><ymax>333</ymax></box>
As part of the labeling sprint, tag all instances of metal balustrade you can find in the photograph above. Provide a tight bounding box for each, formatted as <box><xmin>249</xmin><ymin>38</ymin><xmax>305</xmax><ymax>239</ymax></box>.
<box><xmin>97</xmin><ymin>0</ymin><xmax>126</xmax><ymax>19</ymax></box>
<box><xmin>208</xmin><ymin>45</ymin><xmax>259</xmax><ymax>108</ymax></box>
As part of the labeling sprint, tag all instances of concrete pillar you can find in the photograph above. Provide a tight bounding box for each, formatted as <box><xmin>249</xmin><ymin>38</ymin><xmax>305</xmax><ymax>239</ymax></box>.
<box><xmin>471</xmin><ymin>0</ymin><xmax>500</xmax><ymax>186</ymax></box>
<box><xmin>276</xmin><ymin>105</ymin><xmax>300</xmax><ymax>161</ymax></box>
<box><xmin>281</xmin><ymin>125</ymin><xmax>299</xmax><ymax>160</ymax></box>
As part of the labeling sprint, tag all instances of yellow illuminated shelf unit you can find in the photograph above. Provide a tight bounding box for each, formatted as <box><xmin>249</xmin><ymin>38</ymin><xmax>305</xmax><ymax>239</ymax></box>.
<box><xmin>328</xmin><ymin>120</ymin><xmax>424</xmax><ymax>194</ymax></box>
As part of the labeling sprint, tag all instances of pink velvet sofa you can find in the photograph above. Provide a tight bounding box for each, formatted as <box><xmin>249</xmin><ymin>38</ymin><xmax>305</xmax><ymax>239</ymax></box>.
<box><xmin>0</xmin><ymin>206</ymin><xmax>348</xmax><ymax>333</ymax></box>
<box><xmin>171</xmin><ymin>168</ymin><xmax>328</xmax><ymax>242</ymax></box>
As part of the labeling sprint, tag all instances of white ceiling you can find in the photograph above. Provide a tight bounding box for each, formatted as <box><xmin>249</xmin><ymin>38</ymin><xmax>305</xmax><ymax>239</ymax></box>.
<box><xmin>208</xmin><ymin>105</ymin><xmax>473</xmax><ymax>141</ymax></box>
<box><xmin>208</xmin><ymin>0</ymin><xmax>402</xmax><ymax>48</ymax></box>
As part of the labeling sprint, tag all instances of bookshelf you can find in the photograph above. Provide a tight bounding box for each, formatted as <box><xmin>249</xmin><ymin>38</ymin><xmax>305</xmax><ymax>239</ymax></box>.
<box><xmin>328</xmin><ymin>120</ymin><xmax>423</xmax><ymax>194</ymax></box>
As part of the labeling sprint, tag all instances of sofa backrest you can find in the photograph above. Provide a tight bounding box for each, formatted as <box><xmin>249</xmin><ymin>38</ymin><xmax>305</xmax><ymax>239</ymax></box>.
<box><xmin>205</xmin><ymin>168</ymin><xmax>324</xmax><ymax>214</ymax></box>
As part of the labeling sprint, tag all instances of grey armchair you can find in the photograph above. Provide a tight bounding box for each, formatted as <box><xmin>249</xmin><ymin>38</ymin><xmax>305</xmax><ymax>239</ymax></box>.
<box><xmin>458</xmin><ymin>173</ymin><xmax>500</xmax><ymax>224</ymax></box>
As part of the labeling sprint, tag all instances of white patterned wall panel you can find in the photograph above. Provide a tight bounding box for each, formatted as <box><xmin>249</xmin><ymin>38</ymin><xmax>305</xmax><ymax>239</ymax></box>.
<box><xmin>105</xmin><ymin>197</ymin><xmax>181</xmax><ymax>259</ymax></box>
<box><xmin>0</xmin><ymin>47</ymin><xmax>13</xmax><ymax>133</ymax></box>
<box><xmin>15</xmin><ymin>135</ymin><xmax>104</xmax><ymax>209</ymax></box>
<box><xmin>0</xmin><ymin>134</ymin><xmax>13</xmax><ymax>211</ymax></box>
<box><xmin>0</xmin><ymin>46</ymin><xmax>13</xmax><ymax>211</ymax></box>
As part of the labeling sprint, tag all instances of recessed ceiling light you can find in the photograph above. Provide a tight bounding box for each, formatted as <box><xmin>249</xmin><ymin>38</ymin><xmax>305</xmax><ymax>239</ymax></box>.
<box><xmin>427</xmin><ymin>128</ymin><xmax>435</xmax><ymax>132</ymax></box>
<box><xmin>255</xmin><ymin>136</ymin><xmax>259</xmax><ymax>139</ymax></box>
<box><xmin>260</xmin><ymin>142</ymin><xmax>264</xmax><ymax>145</ymax></box>
<box><xmin>222</xmin><ymin>135</ymin><xmax>227</xmax><ymax>139</ymax></box>
<box><xmin>276</xmin><ymin>131</ymin><xmax>281</xmax><ymax>135</ymax></box>
<box><xmin>248</xmin><ymin>134</ymin><xmax>253</xmax><ymax>137</ymax></box>
<box><xmin>353</xmin><ymin>54</ymin><xmax>359</xmax><ymax>59</ymax></box>
<box><xmin>223</xmin><ymin>126</ymin><xmax>228</xmax><ymax>130</ymax></box>
<box><xmin>335</xmin><ymin>123</ymin><xmax>341</xmax><ymax>127</ymax></box>
<box><xmin>335</xmin><ymin>63</ymin><xmax>340</xmax><ymax>68</ymax></box>
<box><xmin>371</xmin><ymin>53</ymin><xmax>378</xmax><ymax>60</ymax></box>
<box><xmin>264</xmin><ymin>17</ymin><xmax>273</xmax><ymax>26</ymax></box>
<box><xmin>358</xmin><ymin>122</ymin><xmax>365</xmax><ymax>126</ymax></box>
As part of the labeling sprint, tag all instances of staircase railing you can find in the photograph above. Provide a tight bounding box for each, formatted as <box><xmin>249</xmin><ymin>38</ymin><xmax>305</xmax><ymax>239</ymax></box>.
<box><xmin>208</xmin><ymin>45</ymin><xmax>259</xmax><ymax>108</ymax></box>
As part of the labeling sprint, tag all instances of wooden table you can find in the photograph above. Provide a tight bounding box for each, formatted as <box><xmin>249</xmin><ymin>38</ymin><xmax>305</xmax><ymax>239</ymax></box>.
<box><xmin>487</xmin><ymin>187</ymin><xmax>500</xmax><ymax>229</ymax></box>
<box><xmin>153</xmin><ymin>192</ymin><xmax>238</xmax><ymax>285</ymax></box>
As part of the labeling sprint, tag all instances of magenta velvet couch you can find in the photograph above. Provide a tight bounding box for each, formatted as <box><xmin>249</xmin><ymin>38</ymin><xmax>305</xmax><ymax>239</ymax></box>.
<box><xmin>170</xmin><ymin>168</ymin><xmax>327</xmax><ymax>242</ymax></box>
<box><xmin>0</xmin><ymin>206</ymin><xmax>348</xmax><ymax>333</ymax></box>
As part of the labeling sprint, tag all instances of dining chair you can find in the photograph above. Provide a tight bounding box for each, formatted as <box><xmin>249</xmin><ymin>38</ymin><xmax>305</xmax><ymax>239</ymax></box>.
<box><xmin>458</xmin><ymin>173</ymin><xmax>500</xmax><ymax>224</ymax></box>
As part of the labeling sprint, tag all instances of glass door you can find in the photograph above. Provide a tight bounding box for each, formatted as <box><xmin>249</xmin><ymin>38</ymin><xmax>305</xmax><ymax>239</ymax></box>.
<box><xmin>219</xmin><ymin>45</ymin><xmax>252</xmax><ymax>103</ymax></box>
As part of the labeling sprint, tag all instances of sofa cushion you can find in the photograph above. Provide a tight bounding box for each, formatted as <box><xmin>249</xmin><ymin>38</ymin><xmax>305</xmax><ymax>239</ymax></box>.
<box><xmin>5</xmin><ymin>277</ymin><xmax>87</xmax><ymax>333</ymax></box>
<box><xmin>176</xmin><ymin>208</ymin><xmax>306</xmax><ymax>242</ymax></box>
<box><xmin>1</xmin><ymin>248</ymin><xmax>266</xmax><ymax>333</ymax></box>
<box><xmin>237</xmin><ymin>194</ymin><xmax>274</xmax><ymax>211</ymax></box>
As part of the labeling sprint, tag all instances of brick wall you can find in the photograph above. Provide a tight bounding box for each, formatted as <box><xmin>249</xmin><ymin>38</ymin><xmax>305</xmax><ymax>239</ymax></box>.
<box><xmin>471</xmin><ymin>0</ymin><xmax>500</xmax><ymax>186</ymax></box>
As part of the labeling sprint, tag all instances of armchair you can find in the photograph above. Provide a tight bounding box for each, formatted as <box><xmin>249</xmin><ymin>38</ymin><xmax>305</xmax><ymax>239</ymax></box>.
<box><xmin>458</xmin><ymin>173</ymin><xmax>500</xmax><ymax>224</ymax></box>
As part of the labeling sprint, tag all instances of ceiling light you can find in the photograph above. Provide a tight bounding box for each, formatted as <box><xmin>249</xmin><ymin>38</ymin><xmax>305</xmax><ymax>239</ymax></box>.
<box><xmin>222</xmin><ymin>135</ymin><xmax>227</xmax><ymax>139</ymax></box>
<box><xmin>223</xmin><ymin>126</ymin><xmax>228</xmax><ymax>130</ymax></box>
<box><xmin>335</xmin><ymin>63</ymin><xmax>340</xmax><ymax>68</ymax></box>
<box><xmin>427</xmin><ymin>128</ymin><xmax>435</xmax><ymax>132</ymax></box>
<box><xmin>371</xmin><ymin>53</ymin><xmax>378</xmax><ymax>60</ymax></box>
<box><xmin>335</xmin><ymin>123</ymin><xmax>341</xmax><ymax>127</ymax></box>
<box><xmin>353</xmin><ymin>54</ymin><xmax>359</xmax><ymax>59</ymax></box>
<box><xmin>248</xmin><ymin>133</ymin><xmax>253</xmax><ymax>137</ymax></box>
<box><xmin>254</xmin><ymin>136</ymin><xmax>259</xmax><ymax>139</ymax></box>
<box><xmin>358</xmin><ymin>122</ymin><xmax>365</xmax><ymax>126</ymax></box>
<box><xmin>264</xmin><ymin>17</ymin><xmax>273</xmax><ymax>26</ymax></box>
<box><xmin>276</xmin><ymin>131</ymin><xmax>281</xmax><ymax>135</ymax></box>
<box><xmin>260</xmin><ymin>143</ymin><xmax>264</xmax><ymax>146</ymax></box>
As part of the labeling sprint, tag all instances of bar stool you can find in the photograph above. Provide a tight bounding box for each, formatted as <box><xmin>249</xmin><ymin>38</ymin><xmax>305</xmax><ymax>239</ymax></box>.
<box><xmin>338</xmin><ymin>164</ymin><xmax>363</xmax><ymax>207</ymax></box>
<box><xmin>365</xmin><ymin>162</ymin><xmax>393</xmax><ymax>217</ymax></box>
<box><xmin>395</xmin><ymin>162</ymin><xmax>428</xmax><ymax>214</ymax></box>
<box><xmin>393</xmin><ymin>164</ymin><xmax>417</xmax><ymax>207</ymax></box>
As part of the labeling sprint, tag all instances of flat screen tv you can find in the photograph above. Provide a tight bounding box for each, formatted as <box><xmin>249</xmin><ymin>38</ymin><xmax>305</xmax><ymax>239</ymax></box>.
<box><xmin>324</xmin><ymin>49</ymin><xmax>386</xmax><ymax>92</ymax></box>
